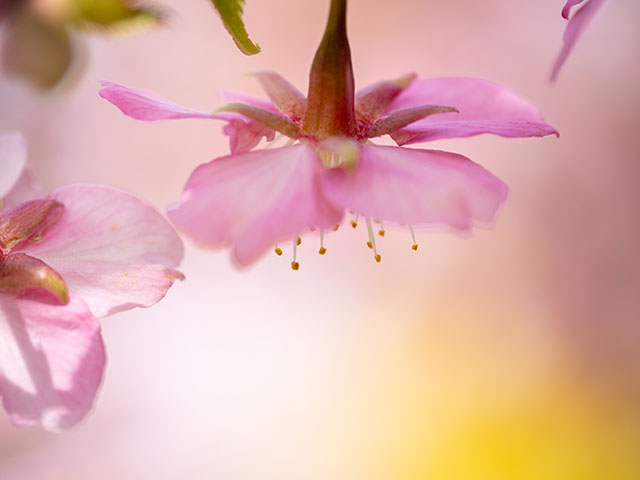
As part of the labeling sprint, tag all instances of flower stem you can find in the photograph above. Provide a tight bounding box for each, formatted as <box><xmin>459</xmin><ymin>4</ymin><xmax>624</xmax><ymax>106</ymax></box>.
<box><xmin>302</xmin><ymin>0</ymin><xmax>356</xmax><ymax>139</ymax></box>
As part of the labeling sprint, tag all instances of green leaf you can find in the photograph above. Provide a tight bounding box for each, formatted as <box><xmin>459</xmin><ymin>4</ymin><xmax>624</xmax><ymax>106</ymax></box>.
<box><xmin>67</xmin><ymin>0</ymin><xmax>165</xmax><ymax>32</ymax></box>
<box><xmin>210</xmin><ymin>0</ymin><xmax>260</xmax><ymax>55</ymax></box>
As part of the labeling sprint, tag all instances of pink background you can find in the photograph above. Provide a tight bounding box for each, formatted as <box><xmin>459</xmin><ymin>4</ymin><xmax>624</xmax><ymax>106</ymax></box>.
<box><xmin>1</xmin><ymin>0</ymin><xmax>639</xmax><ymax>478</ymax></box>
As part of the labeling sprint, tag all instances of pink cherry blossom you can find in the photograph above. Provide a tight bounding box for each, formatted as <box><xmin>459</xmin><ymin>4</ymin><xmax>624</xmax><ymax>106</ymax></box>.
<box><xmin>100</xmin><ymin>0</ymin><xmax>557</xmax><ymax>269</ymax></box>
<box><xmin>551</xmin><ymin>0</ymin><xmax>608</xmax><ymax>81</ymax></box>
<box><xmin>0</xmin><ymin>132</ymin><xmax>184</xmax><ymax>431</ymax></box>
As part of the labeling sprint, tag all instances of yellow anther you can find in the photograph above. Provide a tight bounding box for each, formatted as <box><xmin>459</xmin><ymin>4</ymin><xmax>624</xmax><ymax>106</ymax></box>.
<box><xmin>274</xmin><ymin>247</ymin><xmax>283</xmax><ymax>256</ymax></box>
<box><xmin>333</xmin><ymin>225</ymin><xmax>340</xmax><ymax>231</ymax></box>
<box><xmin>351</xmin><ymin>220</ymin><xmax>358</xmax><ymax>229</ymax></box>
<box><xmin>291</xmin><ymin>261</ymin><xmax>300</xmax><ymax>271</ymax></box>
<box><xmin>374</xmin><ymin>254</ymin><xmax>382</xmax><ymax>263</ymax></box>
<box><xmin>366</xmin><ymin>241</ymin><xmax>373</xmax><ymax>249</ymax></box>
<box><xmin>378</xmin><ymin>230</ymin><xmax>385</xmax><ymax>237</ymax></box>
<box><xmin>411</xmin><ymin>244</ymin><xmax>418</xmax><ymax>251</ymax></box>
<box><xmin>296</xmin><ymin>236</ymin><xmax>302</xmax><ymax>246</ymax></box>
<box><xmin>318</xmin><ymin>247</ymin><xmax>327</xmax><ymax>255</ymax></box>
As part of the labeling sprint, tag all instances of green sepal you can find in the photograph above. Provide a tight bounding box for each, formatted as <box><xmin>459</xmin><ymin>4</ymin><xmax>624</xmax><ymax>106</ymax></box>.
<box><xmin>210</xmin><ymin>0</ymin><xmax>260</xmax><ymax>55</ymax></box>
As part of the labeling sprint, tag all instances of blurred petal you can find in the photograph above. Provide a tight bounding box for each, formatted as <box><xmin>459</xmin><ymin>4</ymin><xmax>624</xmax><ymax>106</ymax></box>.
<box><xmin>562</xmin><ymin>0</ymin><xmax>586</xmax><ymax>19</ymax></box>
<box><xmin>168</xmin><ymin>144</ymin><xmax>343</xmax><ymax>266</ymax></box>
<box><xmin>25</xmin><ymin>185</ymin><xmax>184</xmax><ymax>318</ymax></box>
<box><xmin>551</xmin><ymin>0</ymin><xmax>607</xmax><ymax>82</ymax></box>
<box><xmin>321</xmin><ymin>144</ymin><xmax>508</xmax><ymax>232</ymax></box>
<box><xmin>1</xmin><ymin>9</ymin><xmax>71</xmax><ymax>89</ymax></box>
<box><xmin>0</xmin><ymin>293</ymin><xmax>104</xmax><ymax>432</ymax></box>
<box><xmin>99</xmin><ymin>80</ymin><xmax>217</xmax><ymax>121</ymax></box>
<box><xmin>216</xmin><ymin>112</ymin><xmax>276</xmax><ymax>154</ymax></box>
<box><xmin>0</xmin><ymin>132</ymin><xmax>43</xmax><ymax>213</ymax></box>
<box><xmin>250</xmin><ymin>70</ymin><xmax>306</xmax><ymax>119</ymax></box>
<box><xmin>387</xmin><ymin>78</ymin><xmax>558</xmax><ymax>144</ymax></box>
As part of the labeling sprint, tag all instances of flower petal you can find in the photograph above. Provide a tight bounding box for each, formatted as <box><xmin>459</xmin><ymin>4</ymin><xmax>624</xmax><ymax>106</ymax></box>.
<box><xmin>168</xmin><ymin>144</ymin><xmax>343</xmax><ymax>266</ymax></box>
<box><xmin>320</xmin><ymin>144</ymin><xmax>508</xmax><ymax>232</ymax></box>
<box><xmin>0</xmin><ymin>132</ymin><xmax>43</xmax><ymax>214</ymax></box>
<box><xmin>0</xmin><ymin>293</ymin><xmax>105</xmax><ymax>432</ymax></box>
<box><xmin>562</xmin><ymin>0</ymin><xmax>586</xmax><ymax>19</ymax></box>
<box><xmin>551</xmin><ymin>0</ymin><xmax>607</xmax><ymax>82</ymax></box>
<box><xmin>386</xmin><ymin>78</ymin><xmax>558</xmax><ymax>144</ymax></box>
<box><xmin>24</xmin><ymin>185</ymin><xmax>184</xmax><ymax>318</ymax></box>
<box><xmin>99</xmin><ymin>80</ymin><xmax>217</xmax><ymax>121</ymax></box>
<box><xmin>250</xmin><ymin>70</ymin><xmax>307</xmax><ymax>120</ymax></box>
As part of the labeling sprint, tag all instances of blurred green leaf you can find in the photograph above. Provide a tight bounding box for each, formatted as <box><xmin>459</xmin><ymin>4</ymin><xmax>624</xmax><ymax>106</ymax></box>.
<box><xmin>210</xmin><ymin>0</ymin><xmax>260</xmax><ymax>55</ymax></box>
<box><xmin>68</xmin><ymin>0</ymin><xmax>164</xmax><ymax>32</ymax></box>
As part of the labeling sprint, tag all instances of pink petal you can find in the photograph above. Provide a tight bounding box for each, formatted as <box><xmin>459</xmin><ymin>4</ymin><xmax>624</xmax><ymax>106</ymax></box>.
<box><xmin>562</xmin><ymin>0</ymin><xmax>586</xmax><ymax>19</ymax></box>
<box><xmin>24</xmin><ymin>185</ymin><xmax>184</xmax><ymax>318</ymax></box>
<box><xmin>0</xmin><ymin>132</ymin><xmax>43</xmax><ymax>214</ymax></box>
<box><xmin>551</xmin><ymin>0</ymin><xmax>607</xmax><ymax>82</ymax></box>
<box><xmin>168</xmin><ymin>144</ymin><xmax>343</xmax><ymax>266</ymax></box>
<box><xmin>386</xmin><ymin>78</ymin><xmax>558</xmax><ymax>144</ymax></box>
<box><xmin>0</xmin><ymin>293</ymin><xmax>105</xmax><ymax>432</ymax></box>
<box><xmin>320</xmin><ymin>144</ymin><xmax>508</xmax><ymax>232</ymax></box>
<box><xmin>216</xmin><ymin>112</ymin><xmax>277</xmax><ymax>154</ymax></box>
<box><xmin>99</xmin><ymin>80</ymin><xmax>217</xmax><ymax>121</ymax></box>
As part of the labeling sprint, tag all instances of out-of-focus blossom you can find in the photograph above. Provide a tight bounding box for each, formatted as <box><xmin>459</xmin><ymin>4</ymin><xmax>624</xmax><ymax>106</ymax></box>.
<box><xmin>101</xmin><ymin>0</ymin><xmax>557</xmax><ymax>269</ymax></box>
<box><xmin>551</xmin><ymin>0</ymin><xmax>608</xmax><ymax>81</ymax></box>
<box><xmin>0</xmin><ymin>132</ymin><xmax>184</xmax><ymax>431</ymax></box>
<box><xmin>0</xmin><ymin>0</ymin><xmax>165</xmax><ymax>89</ymax></box>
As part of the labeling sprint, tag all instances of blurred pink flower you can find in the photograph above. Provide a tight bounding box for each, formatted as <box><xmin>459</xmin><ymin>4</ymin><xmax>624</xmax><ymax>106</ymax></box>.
<box><xmin>101</xmin><ymin>0</ymin><xmax>557</xmax><ymax>269</ymax></box>
<box><xmin>551</xmin><ymin>0</ymin><xmax>608</xmax><ymax>81</ymax></box>
<box><xmin>0</xmin><ymin>132</ymin><xmax>184</xmax><ymax>431</ymax></box>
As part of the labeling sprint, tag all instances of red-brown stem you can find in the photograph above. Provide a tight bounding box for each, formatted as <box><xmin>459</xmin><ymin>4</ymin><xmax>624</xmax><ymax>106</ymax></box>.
<box><xmin>301</xmin><ymin>0</ymin><xmax>357</xmax><ymax>139</ymax></box>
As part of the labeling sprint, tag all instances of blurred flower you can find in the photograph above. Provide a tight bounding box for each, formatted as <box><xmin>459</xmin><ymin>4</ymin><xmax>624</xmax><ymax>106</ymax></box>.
<box><xmin>551</xmin><ymin>0</ymin><xmax>608</xmax><ymax>81</ymax></box>
<box><xmin>101</xmin><ymin>0</ymin><xmax>557</xmax><ymax>269</ymax></box>
<box><xmin>0</xmin><ymin>0</ymin><xmax>165</xmax><ymax>89</ymax></box>
<box><xmin>0</xmin><ymin>132</ymin><xmax>184</xmax><ymax>431</ymax></box>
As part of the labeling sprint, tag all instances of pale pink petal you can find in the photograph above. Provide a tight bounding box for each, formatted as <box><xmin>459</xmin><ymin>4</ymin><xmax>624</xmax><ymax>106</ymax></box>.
<box><xmin>99</xmin><ymin>82</ymin><xmax>276</xmax><ymax>153</ymax></box>
<box><xmin>386</xmin><ymin>78</ymin><xmax>558</xmax><ymax>144</ymax></box>
<box><xmin>562</xmin><ymin>0</ymin><xmax>586</xmax><ymax>19</ymax></box>
<box><xmin>24</xmin><ymin>185</ymin><xmax>184</xmax><ymax>318</ymax></box>
<box><xmin>320</xmin><ymin>144</ymin><xmax>508</xmax><ymax>232</ymax></box>
<box><xmin>168</xmin><ymin>144</ymin><xmax>343</xmax><ymax>266</ymax></box>
<box><xmin>0</xmin><ymin>293</ymin><xmax>105</xmax><ymax>432</ymax></box>
<box><xmin>99</xmin><ymin>80</ymin><xmax>217</xmax><ymax>121</ymax></box>
<box><xmin>0</xmin><ymin>132</ymin><xmax>43</xmax><ymax>214</ymax></box>
<box><xmin>551</xmin><ymin>0</ymin><xmax>607</xmax><ymax>82</ymax></box>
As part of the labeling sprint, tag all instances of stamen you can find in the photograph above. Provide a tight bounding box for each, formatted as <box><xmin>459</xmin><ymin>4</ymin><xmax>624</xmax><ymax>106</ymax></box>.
<box><xmin>319</xmin><ymin>230</ymin><xmax>327</xmax><ymax>255</ymax></box>
<box><xmin>296</xmin><ymin>236</ymin><xmax>302</xmax><ymax>246</ymax></box>
<box><xmin>291</xmin><ymin>237</ymin><xmax>300</xmax><ymax>270</ymax></box>
<box><xmin>333</xmin><ymin>225</ymin><xmax>340</xmax><ymax>232</ymax></box>
<box><xmin>409</xmin><ymin>225</ymin><xmax>418</xmax><ymax>250</ymax></box>
<box><xmin>378</xmin><ymin>220</ymin><xmax>385</xmax><ymax>237</ymax></box>
<box><xmin>274</xmin><ymin>244</ymin><xmax>283</xmax><ymax>256</ymax></box>
<box><xmin>365</xmin><ymin>217</ymin><xmax>381</xmax><ymax>263</ymax></box>
<box><xmin>351</xmin><ymin>213</ymin><xmax>359</xmax><ymax>229</ymax></box>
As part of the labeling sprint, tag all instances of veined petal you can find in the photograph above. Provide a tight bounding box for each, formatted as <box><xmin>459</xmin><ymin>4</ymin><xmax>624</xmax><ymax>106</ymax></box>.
<box><xmin>355</xmin><ymin>73</ymin><xmax>417</xmax><ymax>123</ymax></box>
<box><xmin>167</xmin><ymin>144</ymin><xmax>343</xmax><ymax>267</ymax></box>
<box><xmin>551</xmin><ymin>0</ymin><xmax>607</xmax><ymax>82</ymax></box>
<box><xmin>215</xmin><ymin>112</ymin><xmax>276</xmax><ymax>154</ymax></box>
<box><xmin>0</xmin><ymin>293</ymin><xmax>105</xmax><ymax>432</ymax></box>
<box><xmin>320</xmin><ymin>144</ymin><xmax>508</xmax><ymax>232</ymax></box>
<box><xmin>24</xmin><ymin>185</ymin><xmax>184</xmax><ymax>318</ymax></box>
<box><xmin>0</xmin><ymin>132</ymin><xmax>43</xmax><ymax>214</ymax></box>
<box><xmin>250</xmin><ymin>70</ymin><xmax>306</xmax><ymax>120</ymax></box>
<box><xmin>387</xmin><ymin>77</ymin><xmax>558</xmax><ymax>144</ymax></box>
<box><xmin>99</xmin><ymin>80</ymin><xmax>217</xmax><ymax>121</ymax></box>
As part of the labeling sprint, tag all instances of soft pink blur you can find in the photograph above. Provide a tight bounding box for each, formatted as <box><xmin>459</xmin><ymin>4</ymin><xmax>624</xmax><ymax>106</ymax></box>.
<box><xmin>1</xmin><ymin>0</ymin><xmax>639</xmax><ymax>478</ymax></box>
